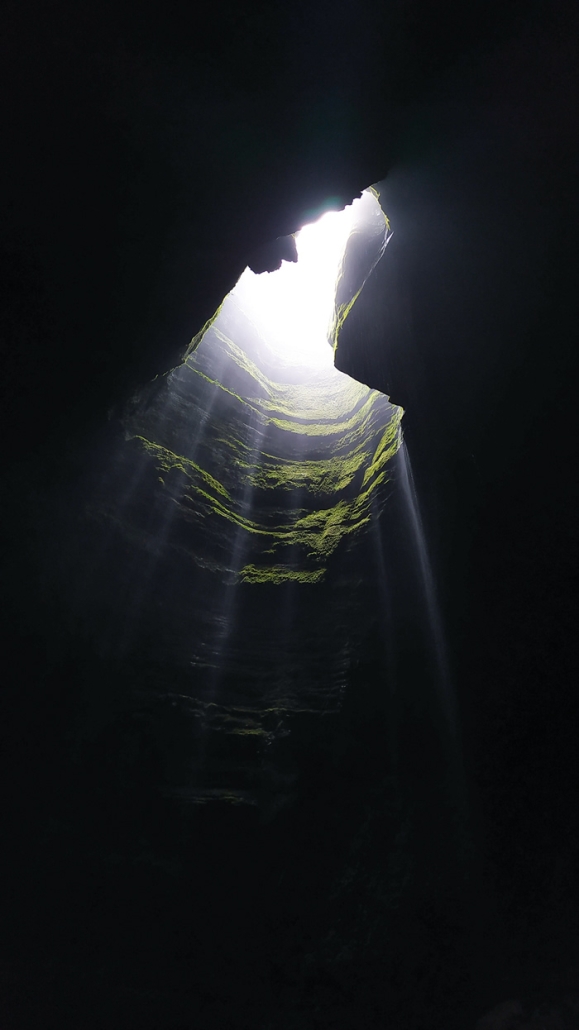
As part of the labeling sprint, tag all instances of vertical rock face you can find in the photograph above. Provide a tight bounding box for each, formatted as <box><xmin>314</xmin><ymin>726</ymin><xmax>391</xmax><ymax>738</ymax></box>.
<box><xmin>68</xmin><ymin>191</ymin><xmax>402</xmax><ymax>803</ymax></box>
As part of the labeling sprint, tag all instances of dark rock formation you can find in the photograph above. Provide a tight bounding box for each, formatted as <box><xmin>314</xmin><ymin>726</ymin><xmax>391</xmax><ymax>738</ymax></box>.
<box><xmin>476</xmin><ymin>995</ymin><xmax>579</xmax><ymax>1030</ymax></box>
<box><xmin>1</xmin><ymin>1</ymin><xmax>579</xmax><ymax>1028</ymax></box>
<box><xmin>248</xmin><ymin>234</ymin><xmax>299</xmax><ymax>274</ymax></box>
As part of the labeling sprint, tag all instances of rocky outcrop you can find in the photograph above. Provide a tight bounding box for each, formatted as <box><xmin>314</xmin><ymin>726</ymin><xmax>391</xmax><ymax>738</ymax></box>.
<box><xmin>248</xmin><ymin>235</ymin><xmax>299</xmax><ymax>274</ymax></box>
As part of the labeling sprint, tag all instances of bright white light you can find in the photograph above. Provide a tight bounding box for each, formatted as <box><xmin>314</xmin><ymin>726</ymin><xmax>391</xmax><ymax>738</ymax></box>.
<box><xmin>234</xmin><ymin>197</ymin><xmax>365</xmax><ymax>370</ymax></box>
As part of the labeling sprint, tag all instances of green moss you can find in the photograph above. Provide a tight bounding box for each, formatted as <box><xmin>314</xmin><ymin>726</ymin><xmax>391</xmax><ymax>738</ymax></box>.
<box><xmin>239</xmin><ymin>565</ymin><xmax>326</xmax><ymax>584</ymax></box>
<box><xmin>229</xmin><ymin>727</ymin><xmax>268</xmax><ymax>735</ymax></box>
<box><xmin>330</xmin><ymin>195</ymin><xmax>392</xmax><ymax>355</ymax></box>
<box><xmin>129</xmin><ymin>396</ymin><xmax>402</xmax><ymax>575</ymax></box>
<box><xmin>123</xmin><ymin>194</ymin><xmax>402</xmax><ymax>585</ymax></box>
<box><xmin>361</xmin><ymin>409</ymin><xmax>404</xmax><ymax>487</ymax></box>
<box><xmin>134</xmin><ymin>435</ymin><xmax>231</xmax><ymax>500</ymax></box>
<box><xmin>185</xmin><ymin>300</ymin><xmax>225</xmax><ymax>358</ymax></box>
<box><xmin>210</xmin><ymin>328</ymin><xmax>277</xmax><ymax>399</ymax></box>
<box><xmin>368</xmin><ymin>184</ymin><xmax>392</xmax><ymax>232</ymax></box>
<box><xmin>331</xmin><ymin>285</ymin><xmax>364</xmax><ymax>352</ymax></box>
<box><xmin>252</xmin><ymin>451</ymin><xmax>368</xmax><ymax>494</ymax></box>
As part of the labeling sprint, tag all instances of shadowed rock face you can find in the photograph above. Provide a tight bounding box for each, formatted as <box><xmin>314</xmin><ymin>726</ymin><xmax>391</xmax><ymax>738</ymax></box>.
<box><xmin>476</xmin><ymin>995</ymin><xmax>579</xmax><ymax>1030</ymax></box>
<box><xmin>2</xmin><ymin>2</ymin><xmax>579</xmax><ymax>1029</ymax></box>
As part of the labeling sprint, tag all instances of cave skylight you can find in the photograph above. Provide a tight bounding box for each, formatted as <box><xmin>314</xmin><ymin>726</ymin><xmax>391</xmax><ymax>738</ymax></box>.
<box><xmin>233</xmin><ymin>197</ymin><xmax>363</xmax><ymax>370</ymax></box>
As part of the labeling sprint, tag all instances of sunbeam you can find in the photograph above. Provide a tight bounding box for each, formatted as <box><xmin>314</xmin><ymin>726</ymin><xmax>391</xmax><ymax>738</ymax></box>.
<box><xmin>397</xmin><ymin>440</ymin><xmax>456</xmax><ymax>736</ymax></box>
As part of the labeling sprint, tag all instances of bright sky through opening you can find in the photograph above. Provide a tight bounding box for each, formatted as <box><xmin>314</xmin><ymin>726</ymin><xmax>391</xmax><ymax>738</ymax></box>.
<box><xmin>234</xmin><ymin>197</ymin><xmax>365</xmax><ymax>370</ymax></box>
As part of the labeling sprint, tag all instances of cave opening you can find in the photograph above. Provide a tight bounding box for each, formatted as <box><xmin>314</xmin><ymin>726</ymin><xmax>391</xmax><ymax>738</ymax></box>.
<box><xmin>75</xmin><ymin>184</ymin><xmax>444</xmax><ymax>808</ymax></box>
<box><xmin>24</xmin><ymin>177</ymin><xmax>458</xmax><ymax>838</ymax></box>
<box><xmin>234</xmin><ymin>191</ymin><xmax>366</xmax><ymax>371</ymax></box>
<box><xmin>3</xmin><ymin>2</ymin><xmax>579</xmax><ymax>1026</ymax></box>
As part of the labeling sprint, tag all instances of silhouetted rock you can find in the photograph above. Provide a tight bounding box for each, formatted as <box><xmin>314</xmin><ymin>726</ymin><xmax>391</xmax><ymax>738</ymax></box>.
<box><xmin>248</xmin><ymin>234</ymin><xmax>299</xmax><ymax>273</ymax></box>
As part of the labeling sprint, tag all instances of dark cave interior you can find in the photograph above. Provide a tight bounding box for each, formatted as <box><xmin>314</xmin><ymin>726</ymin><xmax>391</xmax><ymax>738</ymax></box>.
<box><xmin>1</xmin><ymin>1</ymin><xmax>579</xmax><ymax>1028</ymax></box>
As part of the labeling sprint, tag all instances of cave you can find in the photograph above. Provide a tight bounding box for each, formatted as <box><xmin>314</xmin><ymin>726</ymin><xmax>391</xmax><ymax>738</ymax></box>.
<box><xmin>2</xmin><ymin>1</ymin><xmax>579</xmax><ymax>1028</ymax></box>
